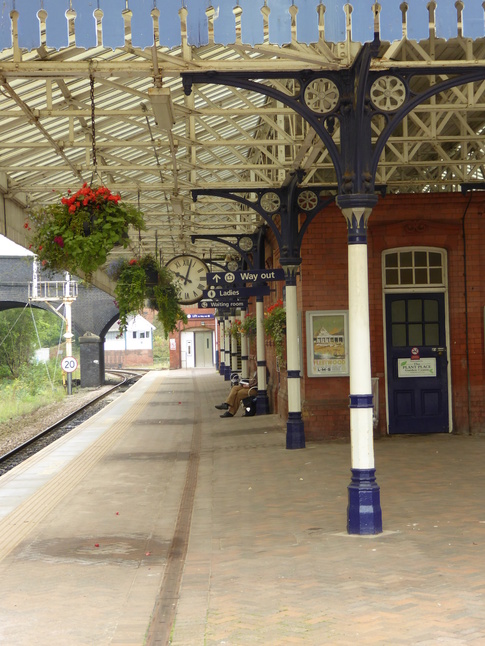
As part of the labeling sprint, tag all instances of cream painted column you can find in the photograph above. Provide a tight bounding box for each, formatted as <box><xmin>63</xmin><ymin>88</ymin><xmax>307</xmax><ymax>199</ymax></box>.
<box><xmin>337</xmin><ymin>195</ymin><xmax>382</xmax><ymax>535</ymax></box>
<box><xmin>239</xmin><ymin>308</ymin><xmax>249</xmax><ymax>380</ymax></box>
<box><xmin>230</xmin><ymin>313</ymin><xmax>239</xmax><ymax>373</ymax></box>
<box><xmin>224</xmin><ymin>313</ymin><xmax>231</xmax><ymax>380</ymax></box>
<box><xmin>255</xmin><ymin>296</ymin><xmax>269</xmax><ymax>413</ymax></box>
<box><xmin>218</xmin><ymin>316</ymin><xmax>225</xmax><ymax>375</ymax></box>
<box><xmin>282</xmin><ymin>265</ymin><xmax>305</xmax><ymax>449</ymax></box>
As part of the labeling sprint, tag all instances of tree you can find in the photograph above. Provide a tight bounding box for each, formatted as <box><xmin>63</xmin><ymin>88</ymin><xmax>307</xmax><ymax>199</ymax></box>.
<box><xmin>0</xmin><ymin>307</ymin><xmax>64</xmax><ymax>379</ymax></box>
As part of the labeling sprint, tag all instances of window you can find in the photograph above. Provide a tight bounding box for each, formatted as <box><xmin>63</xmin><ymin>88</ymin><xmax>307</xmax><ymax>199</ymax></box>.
<box><xmin>132</xmin><ymin>332</ymin><xmax>137</xmax><ymax>339</ymax></box>
<box><xmin>140</xmin><ymin>332</ymin><xmax>145</xmax><ymax>338</ymax></box>
<box><xmin>384</xmin><ymin>249</ymin><xmax>444</xmax><ymax>288</ymax></box>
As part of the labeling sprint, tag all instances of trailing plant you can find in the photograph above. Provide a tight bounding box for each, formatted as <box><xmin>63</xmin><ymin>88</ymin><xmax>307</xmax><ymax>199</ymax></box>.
<box><xmin>239</xmin><ymin>314</ymin><xmax>257</xmax><ymax>339</ymax></box>
<box><xmin>263</xmin><ymin>298</ymin><xmax>286</xmax><ymax>365</ymax></box>
<box><xmin>27</xmin><ymin>184</ymin><xmax>145</xmax><ymax>281</ymax></box>
<box><xmin>112</xmin><ymin>255</ymin><xmax>187</xmax><ymax>337</ymax></box>
<box><xmin>229</xmin><ymin>319</ymin><xmax>241</xmax><ymax>339</ymax></box>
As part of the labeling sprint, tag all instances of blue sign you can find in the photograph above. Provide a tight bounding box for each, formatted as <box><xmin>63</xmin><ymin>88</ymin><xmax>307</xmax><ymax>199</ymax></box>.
<box><xmin>202</xmin><ymin>285</ymin><xmax>270</xmax><ymax>299</ymax></box>
<box><xmin>187</xmin><ymin>313</ymin><xmax>214</xmax><ymax>319</ymax></box>
<box><xmin>206</xmin><ymin>268</ymin><xmax>285</xmax><ymax>285</ymax></box>
<box><xmin>198</xmin><ymin>300</ymin><xmax>247</xmax><ymax>309</ymax></box>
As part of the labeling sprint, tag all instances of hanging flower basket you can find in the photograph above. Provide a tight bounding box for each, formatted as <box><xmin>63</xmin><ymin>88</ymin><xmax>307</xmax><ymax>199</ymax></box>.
<box><xmin>240</xmin><ymin>313</ymin><xmax>257</xmax><ymax>339</ymax></box>
<box><xmin>112</xmin><ymin>254</ymin><xmax>187</xmax><ymax>336</ymax></box>
<box><xmin>264</xmin><ymin>298</ymin><xmax>286</xmax><ymax>365</ymax></box>
<box><xmin>229</xmin><ymin>319</ymin><xmax>242</xmax><ymax>339</ymax></box>
<box><xmin>26</xmin><ymin>184</ymin><xmax>145</xmax><ymax>281</ymax></box>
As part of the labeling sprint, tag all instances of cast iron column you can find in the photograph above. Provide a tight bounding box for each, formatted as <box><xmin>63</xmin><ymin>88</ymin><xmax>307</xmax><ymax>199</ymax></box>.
<box><xmin>224</xmin><ymin>313</ymin><xmax>231</xmax><ymax>380</ymax></box>
<box><xmin>256</xmin><ymin>296</ymin><xmax>269</xmax><ymax>413</ymax></box>
<box><xmin>337</xmin><ymin>194</ymin><xmax>382</xmax><ymax>535</ymax></box>
<box><xmin>230</xmin><ymin>313</ymin><xmax>239</xmax><ymax>374</ymax></box>
<box><xmin>283</xmin><ymin>264</ymin><xmax>305</xmax><ymax>449</ymax></box>
<box><xmin>219</xmin><ymin>317</ymin><xmax>225</xmax><ymax>376</ymax></box>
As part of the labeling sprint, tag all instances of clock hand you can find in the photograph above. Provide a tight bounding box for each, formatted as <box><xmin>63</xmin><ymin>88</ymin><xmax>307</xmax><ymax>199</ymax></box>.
<box><xmin>184</xmin><ymin>260</ymin><xmax>193</xmax><ymax>285</ymax></box>
<box><xmin>173</xmin><ymin>270</ymin><xmax>192</xmax><ymax>283</ymax></box>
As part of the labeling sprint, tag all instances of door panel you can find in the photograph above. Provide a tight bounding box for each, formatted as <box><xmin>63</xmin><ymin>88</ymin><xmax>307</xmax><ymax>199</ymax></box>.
<box><xmin>386</xmin><ymin>292</ymin><xmax>449</xmax><ymax>434</ymax></box>
<box><xmin>195</xmin><ymin>331</ymin><xmax>213</xmax><ymax>367</ymax></box>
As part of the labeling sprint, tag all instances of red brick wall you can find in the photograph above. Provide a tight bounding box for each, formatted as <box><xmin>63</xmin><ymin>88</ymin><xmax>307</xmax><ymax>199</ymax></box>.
<box><xmin>105</xmin><ymin>349</ymin><xmax>153</xmax><ymax>369</ymax></box>
<box><xmin>169</xmin><ymin>306</ymin><xmax>216</xmax><ymax>369</ymax></box>
<box><xmin>263</xmin><ymin>192</ymin><xmax>485</xmax><ymax>439</ymax></box>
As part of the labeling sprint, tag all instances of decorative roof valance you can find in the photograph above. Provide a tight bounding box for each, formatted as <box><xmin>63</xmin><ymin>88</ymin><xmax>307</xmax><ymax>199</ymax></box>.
<box><xmin>0</xmin><ymin>1</ymin><xmax>483</xmax><ymax>53</ymax></box>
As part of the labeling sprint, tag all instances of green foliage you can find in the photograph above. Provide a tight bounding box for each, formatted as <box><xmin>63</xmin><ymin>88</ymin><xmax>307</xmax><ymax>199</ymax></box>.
<box><xmin>0</xmin><ymin>308</ymin><xmax>64</xmax><ymax>379</ymax></box>
<box><xmin>263</xmin><ymin>299</ymin><xmax>286</xmax><ymax>365</ymax></box>
<box><xmin>113</xmin><ymin>255</ymin><xmax>187</xmax><ymax>337</ymax></box>
<box><xmin>0</xmin><ymin>359</ymin><xmax>65</xmax><ymax>424</ymax></box>
<box><xmin>240</xmin><ymin>314</ymin><xmax>257</xmax><ymax>339</ymax></box>
<box><xmin>27</xmin><ymin>184</ymin><xmax>145</xmax><ymax>281</ymax></box>
<box><xmin>0</xmin><ymin>309</ymin><xmax>37</xmax><ymax>378</ymax></box>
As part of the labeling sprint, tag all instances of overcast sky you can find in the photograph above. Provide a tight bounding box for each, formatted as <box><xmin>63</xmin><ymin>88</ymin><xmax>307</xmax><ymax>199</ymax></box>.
<box><xmin>0</xmin><ymin>235</ymin><xmax>33</xmax><ymax>256</ymax></box>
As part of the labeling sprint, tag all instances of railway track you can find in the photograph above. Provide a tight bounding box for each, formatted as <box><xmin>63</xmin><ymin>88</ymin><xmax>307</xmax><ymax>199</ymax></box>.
<box><xmin>0</xmin><ymin>369</ymin><xmax>145</xmax><ymax>476</ymax></box>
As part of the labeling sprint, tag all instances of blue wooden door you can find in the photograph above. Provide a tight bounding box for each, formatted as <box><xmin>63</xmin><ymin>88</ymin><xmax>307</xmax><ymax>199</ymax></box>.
<box><xmin>385</xmin><ymin>293</ymin><xmax>449</xmax><ymax>434</ymax></box>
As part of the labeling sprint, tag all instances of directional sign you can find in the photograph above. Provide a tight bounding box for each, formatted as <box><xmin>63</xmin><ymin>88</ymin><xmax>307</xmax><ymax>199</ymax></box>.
<box><xmin>61</xmin><ymin>356</ymin><xmax>78</xmax><ymax>373</ymax></box>
<box><xmin>206</xmin><ymin>268</ymin><xmax>285</xmax><ymax>284</ymax></box>
<box><xmin>198</xmin><ymin>300</ymin><xmax>247</xmax><ymax>309</ymax></box>
<box><xmin>203</xmin><ymin>285</ymin><xmax>270</xmax><ymax>300</ymax></box>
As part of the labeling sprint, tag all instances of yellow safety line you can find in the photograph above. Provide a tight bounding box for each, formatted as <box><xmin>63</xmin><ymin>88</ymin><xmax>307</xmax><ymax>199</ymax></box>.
<box><xmin>0</xmin><ymin>380</ymin><xmax>160</xmax><ymax>562</ymax></box>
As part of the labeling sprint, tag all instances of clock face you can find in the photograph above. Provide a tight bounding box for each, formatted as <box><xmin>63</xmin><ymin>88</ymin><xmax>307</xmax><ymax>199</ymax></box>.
<box><xmin>165</xmin><ymin>254</ymin><xmax>208</xmax><ymax>304</ymax></box>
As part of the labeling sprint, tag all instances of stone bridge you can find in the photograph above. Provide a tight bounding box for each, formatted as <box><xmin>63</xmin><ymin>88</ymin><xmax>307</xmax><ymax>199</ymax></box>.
<box><xmin>0</xmin><ymin>256</ymin><xmax>119</xmax><ymax>385</ymax></box>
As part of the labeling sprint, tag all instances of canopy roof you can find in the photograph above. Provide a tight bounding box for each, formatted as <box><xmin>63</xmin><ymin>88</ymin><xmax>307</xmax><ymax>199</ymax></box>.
<box><xmin>1</xmin><ymin>1</ymin><xmax>485</xmax><ymax>279</ymax></box>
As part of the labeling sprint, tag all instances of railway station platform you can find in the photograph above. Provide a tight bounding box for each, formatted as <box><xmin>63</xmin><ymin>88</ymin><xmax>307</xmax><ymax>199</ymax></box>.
<box><xmin>0</xmin><ymin>369</ymin><xmax>484</xmax><ymax>645</ymax></box>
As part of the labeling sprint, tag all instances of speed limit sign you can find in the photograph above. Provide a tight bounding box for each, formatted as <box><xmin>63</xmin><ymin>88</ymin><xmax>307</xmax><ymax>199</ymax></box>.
<box><xmin>61</xmin><ymin>356</ymin><xmax>78</xmax><ymax>373</ymax></box>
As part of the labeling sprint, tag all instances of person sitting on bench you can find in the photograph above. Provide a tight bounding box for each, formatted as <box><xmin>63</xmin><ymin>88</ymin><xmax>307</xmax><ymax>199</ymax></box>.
<box><xmin>215</xmin><ymin>372</ymin><xmax>257</xmax><ymax>418</ymax></box>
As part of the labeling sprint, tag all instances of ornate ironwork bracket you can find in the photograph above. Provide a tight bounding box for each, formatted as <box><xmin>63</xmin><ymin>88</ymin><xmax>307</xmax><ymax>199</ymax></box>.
<box><xmin>183</xmin><ymin>39</ymin><xmax>485</xmax><ymax>196</ymax></box>
<box><xmin>192</xmin><ymin>174</ymin><xmax>334</xmax><ymax>268</ymax></box>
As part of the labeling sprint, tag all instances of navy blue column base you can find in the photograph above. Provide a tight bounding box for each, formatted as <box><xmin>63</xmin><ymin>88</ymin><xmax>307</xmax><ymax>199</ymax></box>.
<box><xmin>286</xmin><ymin>412</ymin><xmax>305</xmax><ymax>449</ymax></box>
<box><xmin>256</xmin><ymin>389</ymin><xmax>269</xmax><ymax>415</ymax></box>
<box><xmin>219</xmin><ymin>361</ymin><xmax>225</xmax><ymax>376</ymax></box>
<box><xmin>347</xmin><ymin>468</ymin><xmax>383</xmax><ymax>535</ymax></box>
<box><xmin>224</xmin><ymin>364</ymin><xmax>231</xmax><ymax>380</ymax></box>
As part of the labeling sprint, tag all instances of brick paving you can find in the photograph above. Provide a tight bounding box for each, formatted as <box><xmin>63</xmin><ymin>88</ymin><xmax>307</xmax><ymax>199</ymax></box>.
<box><xmin>172</xmin><ymin>372</ymin><xmax>485</xmax><ymax>645</ymax></box>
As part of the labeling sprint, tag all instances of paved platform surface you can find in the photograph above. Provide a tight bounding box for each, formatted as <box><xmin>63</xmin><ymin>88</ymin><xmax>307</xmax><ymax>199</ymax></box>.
<box><xmin>0</xmin><ymin>369</ymin><xmax>484</xmax><ymax>645</ymax></box>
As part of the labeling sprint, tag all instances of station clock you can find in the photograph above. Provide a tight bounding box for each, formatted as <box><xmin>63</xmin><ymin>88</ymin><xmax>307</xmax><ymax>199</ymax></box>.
<box><xmin>165</xmin><ymin>254</ymin><xmax>208</xmax><ymax>304</ymax></box>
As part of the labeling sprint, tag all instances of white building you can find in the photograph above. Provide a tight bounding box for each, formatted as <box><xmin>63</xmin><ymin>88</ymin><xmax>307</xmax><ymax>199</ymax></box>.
<box><xmin>104</xmin><ymin>315</ymin><xmax>155</xmax><ymax>368</ymax></box>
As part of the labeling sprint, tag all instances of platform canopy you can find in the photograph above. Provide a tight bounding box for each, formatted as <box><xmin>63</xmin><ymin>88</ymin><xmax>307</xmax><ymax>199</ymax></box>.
<box><xmin>1</xmin><ymin>1</ymin><xmax>485</xmax><ymax>280</ymax></box>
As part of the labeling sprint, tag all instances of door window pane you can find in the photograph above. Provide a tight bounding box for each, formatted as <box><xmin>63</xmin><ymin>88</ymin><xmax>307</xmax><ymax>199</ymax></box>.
<box><xmin>408</xmin><ymin>324</ymin><xmax>423</xmax><ymax>346</ymax></box>
<box><xmin>424</xmin><ymin>299</ymin><xmax>438</xmax><ymax>321</ymax></box>
<box><xmin>392</xmin><ymin>323</ymin><xmax>407</xmax><ymax>347</ymax></box>
<box><xmin>391</xmin><ymin>300</ymin><xmax>406</xmax><ymax>322</ymax></box>
<box><xmin>408</xmin><ymin>299</ymin><xmax>422</xmax><ymax>322</ymax></box>
<box><xmin>425</xmin><ymin>323</ymin><xmax>439</xmax><ymax>345</ymax></box>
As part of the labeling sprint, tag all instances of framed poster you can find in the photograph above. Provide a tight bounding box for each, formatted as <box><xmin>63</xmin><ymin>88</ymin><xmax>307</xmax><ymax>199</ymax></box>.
<box><xmin>306</xmin><ymin>310</ymin><xmax>349</xmax><ymax>377</ymax></box>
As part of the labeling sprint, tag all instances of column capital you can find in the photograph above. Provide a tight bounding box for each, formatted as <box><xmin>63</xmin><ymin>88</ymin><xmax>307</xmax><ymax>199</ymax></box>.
<box><xmin>336</xmin><ymin>194</ymin><xmax>378</xmax><ymax>244</ymax></box>
<box><xmin>281</xmin><ymin>263</ymin><xmax>300</xmax><ymax>285</ymax></box>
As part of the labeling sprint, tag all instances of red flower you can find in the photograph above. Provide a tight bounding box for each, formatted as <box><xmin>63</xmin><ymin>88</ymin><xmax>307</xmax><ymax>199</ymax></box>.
<box><xmin>129</xmin><ymin>259</ymin><xmax>137</xmax><ymax>265</ymax></box>
<box><xmin>23</xmin><ymin>222</ymin><xmax>29</xmax><ymax>229</ymax></box>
